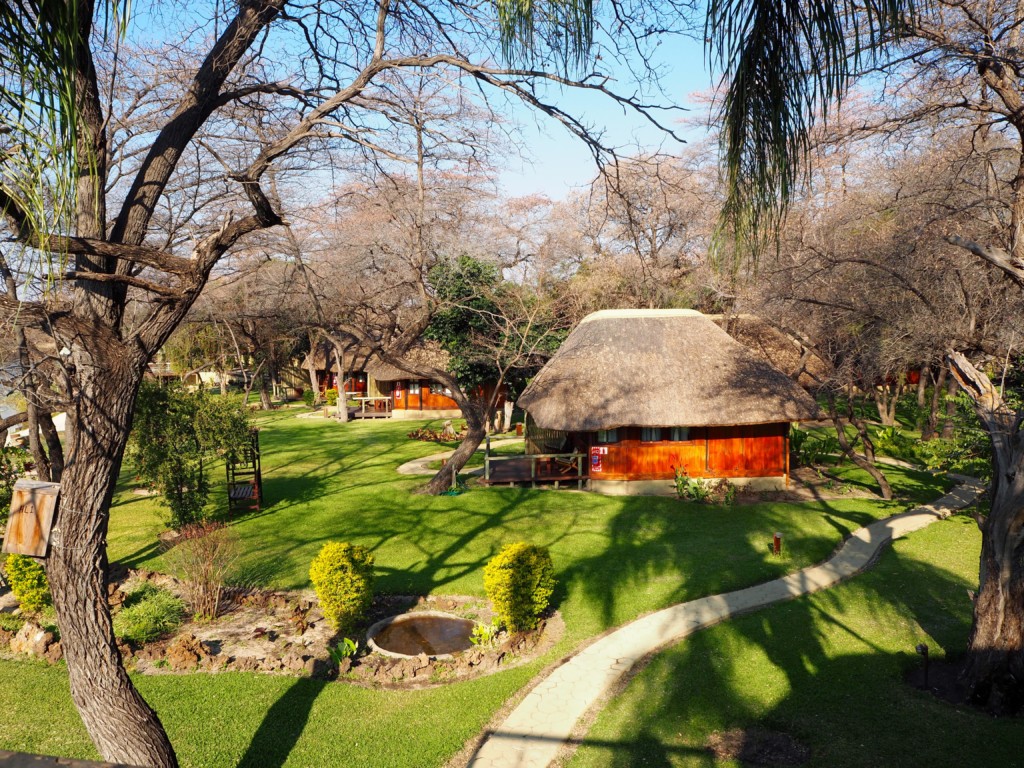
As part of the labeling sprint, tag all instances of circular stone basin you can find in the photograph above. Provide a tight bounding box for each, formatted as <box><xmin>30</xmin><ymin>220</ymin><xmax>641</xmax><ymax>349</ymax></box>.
<box><xmin>366</xmin><ymin>611</ymin><xmax>476</xmax><ymax>659</ymax></box>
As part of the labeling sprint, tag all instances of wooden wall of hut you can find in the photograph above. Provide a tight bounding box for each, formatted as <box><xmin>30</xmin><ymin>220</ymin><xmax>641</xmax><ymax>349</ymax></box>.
<box><xmin>587</xmin><ymin>424</ymin><xmax>788</xmax><ymax>481</ymax></box>
<box><xmin>392</xmin><ymin>380</ymin><xmax>460</xmax><ymax>410</ymax></box>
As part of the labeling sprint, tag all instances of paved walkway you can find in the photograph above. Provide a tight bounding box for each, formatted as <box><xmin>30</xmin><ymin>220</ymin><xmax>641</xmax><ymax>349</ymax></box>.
<box><xmin>395</xmin><ymin>438</ymin><xmax>523</xmax><ymax>477</ymax></box>
<box><xmin>467</xmin><ymin>476</ymin><xmax>985</xmax><ymax>768</ymax></box>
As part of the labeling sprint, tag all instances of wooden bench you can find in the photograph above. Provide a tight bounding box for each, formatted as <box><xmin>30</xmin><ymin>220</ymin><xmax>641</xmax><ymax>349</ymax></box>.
<box><xmin>227</xmin><ymin>481</ymin><xmax>260</xmax><ymax>514</ymax></box>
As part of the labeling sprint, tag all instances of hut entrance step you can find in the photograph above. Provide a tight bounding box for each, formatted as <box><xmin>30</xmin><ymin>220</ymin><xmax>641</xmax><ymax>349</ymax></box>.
<box><xmin>227</xmin><ymin>429</ymin><xmax>263</xmax><ymax>515</ymax></box>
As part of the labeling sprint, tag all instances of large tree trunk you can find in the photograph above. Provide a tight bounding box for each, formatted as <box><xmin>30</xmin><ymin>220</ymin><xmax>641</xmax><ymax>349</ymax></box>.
<box><xmin>258</xmin><ymin>369</ymin><xmax>273</xmax><ymax>410</ymax></box>
<box><xmin>949</xmin><ymin>351</ymin><xmax>1024</xmax><ymax>713</ymax></box>
<box><xmin>424</xmin><ymin>400</ymin><xmax>487</xmax><ymax>494</ymax></box>
<box><xmin>873</xmin><ymin>381</ymin><xmax>900</xmax><ymax>426</ymax></box>
<box><xmin>331</xmin><ymin>344</ymin><xmax>349</xmax><ymax>423</ymax></box>
<box><xmin>47</xmin><ymin>350</ymin><xmax>179</xmax><ymax>767</ymax></box>
<box><xmin>961</xmin><ymin>483</ymin><xmax>1024</xmax><ymax>714</ymax></box>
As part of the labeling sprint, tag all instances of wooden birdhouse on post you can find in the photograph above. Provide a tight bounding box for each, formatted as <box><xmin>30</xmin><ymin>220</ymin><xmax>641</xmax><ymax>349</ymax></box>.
<box><xmin>2</xmin><ymin>480</ymin><xmax>61</xmax><ymax>558</ymax></box>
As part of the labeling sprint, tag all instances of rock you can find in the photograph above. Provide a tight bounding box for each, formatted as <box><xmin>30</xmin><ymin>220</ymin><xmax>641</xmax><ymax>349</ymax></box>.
<box><xmin>10</xmin><ymin>622</ymin><xmax>55</xmax><ymax>658</ymax></box>
<box><xmin>282</xmin><ymin>649</ymin><xmax>307</xmax><ymax>674</ymax></box>
<box><xmin>304</xmin><ymin>656</ymin><xmax>334</xmax><ymax>680</ymax></box>
<box><xmin>231</xmin><ymin>656</ymin><xmax>262</xmax><ymax>673</ymax></box>
<box><xmin>134</xmin><ymin>644</ymin><xmax>163</xmax><ymax>662</ymax></box>
<box><xmin>44</xmin><ymin>641</ymin><xmax>63</xmax><ymax>663</ymax></box>
<box><xmin>261</xmin><ymin>657</ymin><xmax>284</xmax><ymax>673</ymax></box>
<box><xmin>337</xmin><ymin>657</ymin><xmax>352</xmax><ymax>675</ymax></box>
<box><xmin>166</xmin><ymin>633</ymin><xmax>205</xmax><ymax>671</ymax></box>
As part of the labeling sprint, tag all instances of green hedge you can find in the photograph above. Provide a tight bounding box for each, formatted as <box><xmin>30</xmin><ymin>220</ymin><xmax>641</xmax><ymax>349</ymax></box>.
<box><xmin>309</xmin><ymin>542</ymin><xmax>375</xmax><ymax>633</ymax></box>
<box><xmin>483</xmin><ymin>542</ymin><xmax>555</xmax><ymax>632</ymax></box>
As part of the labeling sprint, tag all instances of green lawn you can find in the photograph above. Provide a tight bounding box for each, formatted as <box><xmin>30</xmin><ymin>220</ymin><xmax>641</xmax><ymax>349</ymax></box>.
<box><xmin>0</xmin><ymin>410</ymin><xmax>959</xmax><ymax>767</ymax></box>
<box><xmin>568</xmin><ymin>513</ymin><xmax>1018</xmax><ymax>768</ymax></box>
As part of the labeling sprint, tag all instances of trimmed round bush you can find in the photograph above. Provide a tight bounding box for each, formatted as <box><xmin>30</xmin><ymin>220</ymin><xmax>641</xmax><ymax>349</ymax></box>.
<box><xmin>4</xmin><ymin>554</ymin><xmax>51</xmax><ymax>614</ymax></box>
<box><xmin>483</xmin><ymin>542</ymin><xmax>555</xmax><ymax>632</ymax></box>
<box><xmin>309</xmin><ymin>542</ymin><xmax>375</xmax><ymax>633</ymax></box>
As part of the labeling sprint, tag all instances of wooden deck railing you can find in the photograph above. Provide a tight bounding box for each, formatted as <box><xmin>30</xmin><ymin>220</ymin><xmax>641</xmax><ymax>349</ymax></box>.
<box><xmin>484</xmin><ymin>448</ymin><xmax>587</xmax><ymax>489</ymax></box>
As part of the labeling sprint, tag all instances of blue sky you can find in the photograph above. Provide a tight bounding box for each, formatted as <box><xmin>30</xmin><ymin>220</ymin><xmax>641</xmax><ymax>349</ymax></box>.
<box><xmin>499</xmin><ymin>40</ymin><xmax>718</xmax><ymax>198</ymax></box>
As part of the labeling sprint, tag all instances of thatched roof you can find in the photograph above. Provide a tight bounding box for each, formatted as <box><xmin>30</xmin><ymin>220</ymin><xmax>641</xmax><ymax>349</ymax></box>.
<box><xmin>302</xmin><ymin>344</ymin><xmax>374</xmax><ymax>374</ymax></box>
<box><xmin>365</xmin><ymin>342</ymin><xmax>450</xmax><ymax>382</ymax></box>
<box><xmin>517</xmin><ymin>309</ymin><xmax>821</xmax><ymax>431</ymax></box>
<box><xmin>708</xmin><ymin>314</ymin><xmax>828</xmax><ymax>387</ymax></box>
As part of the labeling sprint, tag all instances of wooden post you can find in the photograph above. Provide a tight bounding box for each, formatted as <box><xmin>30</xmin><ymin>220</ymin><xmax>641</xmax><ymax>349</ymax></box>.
<box><xmin>485</xmin><ymin>436</ymin><xmax>491</xmax><ymax>483</ymax></box>
<box><xmin>577</xmin><ymin>453</ymin><xmax>583</xmax><ymax>490</ymax></box>
<box><xmin>531</xmin><ymin>456</ymin><xmax>536</xmax><ymax>488</ymax></box>
<box><xmin>785</xmin><ymin>428</ymin><xmax>790</xmax><ymax>489</ymax></box>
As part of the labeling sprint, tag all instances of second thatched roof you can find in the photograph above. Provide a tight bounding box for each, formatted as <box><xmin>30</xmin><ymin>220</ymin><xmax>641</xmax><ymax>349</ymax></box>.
<box><xmin>365</xmin><ymin>342</ymin><xmax>451</xmax><ymax>382</ymax></box>
<box><xmin>517</xmin><ymin>309</ymin><xmax>821</xmax><ymax>431</ymax></box>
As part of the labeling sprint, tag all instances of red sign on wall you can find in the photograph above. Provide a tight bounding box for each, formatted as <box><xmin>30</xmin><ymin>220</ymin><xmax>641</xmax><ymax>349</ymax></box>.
<box><xmin>590</xmin><ymin>447</ymin><xmax>606</xmax><ymax>473</ymax></box>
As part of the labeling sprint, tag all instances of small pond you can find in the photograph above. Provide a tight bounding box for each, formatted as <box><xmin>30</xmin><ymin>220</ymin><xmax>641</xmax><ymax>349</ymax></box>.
<box><xmin>367</xmin><ymin>611</ymin><xmax>476</xmax><ymax>658</ymax></box>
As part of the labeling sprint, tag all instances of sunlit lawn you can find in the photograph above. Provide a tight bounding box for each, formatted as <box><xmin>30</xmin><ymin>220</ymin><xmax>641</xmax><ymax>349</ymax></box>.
<box><xmin>568</xmin><ymin>514</ymin><xmax>1019</xmax><ymax>768</ymax></box>
<box><xmin>0</xmin><ymin>408</ymin><xmax>958</xmax><ymax>767</ymax></box>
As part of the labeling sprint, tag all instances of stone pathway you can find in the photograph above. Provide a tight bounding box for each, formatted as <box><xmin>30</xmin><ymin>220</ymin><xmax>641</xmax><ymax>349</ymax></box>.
<box><xmin>467</xmin><ymin>477</ymin><xmax>985</xmax><ymax>768</ymax></box>
<box><xmin>395</xmin><ymin>438</ymin><xmax>523</xmax><ymax>477</ymax></box>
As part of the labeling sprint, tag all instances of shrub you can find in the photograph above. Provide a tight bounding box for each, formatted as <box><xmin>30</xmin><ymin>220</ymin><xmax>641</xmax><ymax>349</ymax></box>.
<box><xmin>673</xmin><ymin>468</ymin><xmax>736</xmax><ymax>506</ymax></box>
<box><xmin>128</xmin><ymin>382</ymin><xmax>251</xmax><ymax>530</ymax></box>
<box><xmin>0</xmin><ymin>446</ymin><xmax>29</xmax><ymax>531</ymax></box>
<box><xmin>325</xmin><ymin>388</ymin><xmax>339</xmax><ymax>407</ymax></box>
<box><xmin>309</xmin><ymin>542</ymin><xmax>375</xmax><ymax>633</ymax></box>
<box><xmin>163</xmin><ymin>522</ymin><xmax>240</xmax><ymax>620</ymax></box>
<box><xmin>3</xmin><ymin>554</ymin><xmax>51</xmax><ymax>614</ymax></box>
<box><xmin>302</xmin><ymin>389</ymin><xmax>316</xmax><ymax>408</ymax></box>
<box><xmin>483</xmin><ymin>542</ymin><xmax>555</xmax><ymax>632</ymax></box>
<box><xmin>0</xmin><ymin>612</ymin><xmax>25</xmax><ymax>633</ymax></box>
<box><xmin>113</xmin><ymin>583</ymin><xmax>185</xmax><ymax>644</ymax></box>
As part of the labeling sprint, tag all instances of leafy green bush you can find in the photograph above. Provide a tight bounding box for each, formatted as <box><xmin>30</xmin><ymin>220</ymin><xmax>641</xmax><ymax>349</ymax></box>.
<box><xmin>128</xmin><ymin>382</ymin><xmax>251</xmax><ymax>529</ymax></box>
<box><xmin>309</xmin><ymin>542</ymin><xmax>375</xmax><ymax>633</ymax></box>
<box><xmin>790</xmin><ymin>427</ymin><xmax>839</xmax><ymax>467</ymax></box>
<box><xmin>3</xmin><ymin>554</ymin><xmax>51</xmax><ymax>614</ymax></box>
<box><xmin>302</xmin><ymin>389</ymin><xmax>315</xmax><ymax>408</ymax></box>
<box><xmin>0</xmin><ymin>612</ymin><xmax>25</xmax><ymax>633</ymax></box>
<box><xmin>113</xmin><ymin>583</ymin><xmax>185</xmax><ymax>644</ymax></box>
<box><xmin>325</xmin><ymin>388</ymin><xmax>339</xmax><ymax>407</ymax></box>
<box><xmin>0</xmin><ymin>446</ymin><xmax>29</xmax><ymax>531</ymax></box>
<box><xmin>673</xmin><ymin>468</ymin><xmax>736</xmax><ymax>506</ymax></box>
<box><xmin>483</xmin><ymin>542</ymin><xmax>555</xmax><ymax>632</ymax></box>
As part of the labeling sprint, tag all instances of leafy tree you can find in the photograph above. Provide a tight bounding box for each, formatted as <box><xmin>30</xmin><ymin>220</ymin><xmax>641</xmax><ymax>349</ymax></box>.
<box><xmin>128</xmin><ymin>383</ymin><xmax>251</xmax><ymax>530</ymax></box>
<box><xmin>424</xmin><ymin>255</ymin><xmax>503</xmax><ymax>390</ymax></box>
<box><xmin>0</xmin><ymin>446</ymin><xmax>29</xmax><ymax>531</ymax></box>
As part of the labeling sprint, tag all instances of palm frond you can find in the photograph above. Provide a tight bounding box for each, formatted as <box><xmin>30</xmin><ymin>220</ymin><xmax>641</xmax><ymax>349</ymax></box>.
<box><xmin>0</xmin><ymin>0</ymin><xmax>129</xmax><ymax>246</ymax></box>
<box><xmin>495</xmin><ymin>0</ymin><xmax>595</xmax><ymax>71</ymax></box>
<box><xmin>706</xmin><ymin>0</ymin><xmax>919</xmax><ymax>255</ymax></box>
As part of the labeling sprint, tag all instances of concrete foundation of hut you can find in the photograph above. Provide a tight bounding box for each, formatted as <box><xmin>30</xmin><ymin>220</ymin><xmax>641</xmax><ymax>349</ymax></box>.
<box><xmin>391</xmin><ymin>408</ymin><xmax>463</xmax><ymax>420</ymax></box>
<box><xmin>589</xmin><ymin>476</ymin><xmax>788</xmax><ymax>496</ymax></box>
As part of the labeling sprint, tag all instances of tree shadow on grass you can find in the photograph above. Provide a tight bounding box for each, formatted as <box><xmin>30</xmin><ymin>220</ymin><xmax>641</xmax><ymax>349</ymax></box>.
<box><xmin>568</xmin><ymin>522</ymin><xmax>1024</xmax><ymax>768</ymax></box>
<box><xmin>236</xmin><ymin>677</ymin><xmax>327</xmax><ymax>768</ymax></box>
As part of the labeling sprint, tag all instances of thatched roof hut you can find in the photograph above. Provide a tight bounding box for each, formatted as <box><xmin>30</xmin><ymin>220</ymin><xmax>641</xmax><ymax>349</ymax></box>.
<box><xmin>365</xmin><ymin>342</ymin><xmax>451</xmax><ymax>382</ymax></box>
<box><xmin>518</xmin><ymin>309</ymin><xmax>820</xmax><ymax>431</ymax></box>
